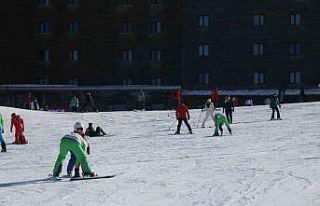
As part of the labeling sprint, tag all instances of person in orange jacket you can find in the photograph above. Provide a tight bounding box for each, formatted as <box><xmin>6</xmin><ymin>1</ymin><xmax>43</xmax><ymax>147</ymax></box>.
<box><xmin>174</xmin><ymin>101</ymin><xmax>193</xmax><ymax>134</ymax></box>
<box><xmin>10</xmin><ymin>113</ymin><xmax>28</xmax><ymax>144</ymax></box>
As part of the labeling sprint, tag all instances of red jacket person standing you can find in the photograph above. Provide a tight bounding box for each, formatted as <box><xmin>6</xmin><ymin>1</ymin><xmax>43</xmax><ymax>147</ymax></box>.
<box><xmin>174</xmin><ymin>101</ymin><xmax>193</xmax><ymax>134</ymax></box>
<box><xmin>10</xmin><ymin>113</ymin><xmax>28</xmax><ymax>144</ymax></box>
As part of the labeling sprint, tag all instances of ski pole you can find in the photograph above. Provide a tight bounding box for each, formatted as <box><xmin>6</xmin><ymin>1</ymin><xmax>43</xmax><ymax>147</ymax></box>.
<box><xmin>168</xmin><ymin>119</ymin><xmax>176</xmax><ymax>131</ymax></box>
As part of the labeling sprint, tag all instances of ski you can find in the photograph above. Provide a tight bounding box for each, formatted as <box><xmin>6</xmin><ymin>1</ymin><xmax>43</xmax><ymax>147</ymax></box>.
<box><xmin>69</xmin><ymin>174</ymin><xmax>116</xmax><ymax>181</ymax></box>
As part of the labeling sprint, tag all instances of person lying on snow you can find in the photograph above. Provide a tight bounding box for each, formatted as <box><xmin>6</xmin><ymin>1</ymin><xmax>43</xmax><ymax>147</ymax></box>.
<box><xmin>85</xmin><ymin>123</ymin><xmax>107</xmax><ymax>137</ymax></box>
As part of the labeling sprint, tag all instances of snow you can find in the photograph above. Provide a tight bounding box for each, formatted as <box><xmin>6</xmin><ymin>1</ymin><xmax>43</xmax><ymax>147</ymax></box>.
<box><xmin>0</xmin><ymin>102</ymin><xmax>319</xmax><ymax>206</ymax></box>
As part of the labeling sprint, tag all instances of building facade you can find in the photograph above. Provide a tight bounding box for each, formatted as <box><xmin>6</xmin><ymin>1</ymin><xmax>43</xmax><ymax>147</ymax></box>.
<box><xmin>0</xmin><ymin>0</ymin><xmax>319</xmax><ymax>89</ymax></box>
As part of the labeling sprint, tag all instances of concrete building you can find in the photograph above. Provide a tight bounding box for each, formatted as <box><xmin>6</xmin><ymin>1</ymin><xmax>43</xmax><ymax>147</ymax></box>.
<box><xmin>0</xmin><ymin>0</ymin><xmax>319</xmax><ymax>90</ymax></box>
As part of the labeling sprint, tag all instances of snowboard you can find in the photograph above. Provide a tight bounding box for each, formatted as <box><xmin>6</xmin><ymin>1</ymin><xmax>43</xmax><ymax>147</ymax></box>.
<box><xmin>70</xmin><ymin>174</ymin><xmax>116</xmax><ymax>181</ymax></box>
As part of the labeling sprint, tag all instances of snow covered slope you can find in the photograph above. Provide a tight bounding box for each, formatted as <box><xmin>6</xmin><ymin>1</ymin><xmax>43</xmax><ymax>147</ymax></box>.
<box><xmin>0</xmin><ymin>102</ymin><xmax>319</xmax><ymax>206</ymax></box>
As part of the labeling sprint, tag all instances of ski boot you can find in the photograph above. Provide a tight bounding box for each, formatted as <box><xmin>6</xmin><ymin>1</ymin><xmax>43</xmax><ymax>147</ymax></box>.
<box><xmin>83</xmin><ymin>171</ymin><xmax>97</xmax><ymax>177</ymax></box>
<box><xmin>1</xmin><ymin>142</ymin><xmax>6</xmax><ymax>152</ymax></box>
<box><xmin>73</xmin><ymin>168</ymin><xmax>81</xmax><ymax>178</ymax></box>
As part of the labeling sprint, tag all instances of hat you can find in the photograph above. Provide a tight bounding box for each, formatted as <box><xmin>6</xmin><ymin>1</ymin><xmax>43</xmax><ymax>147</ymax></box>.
<box><xmin>74</xmin><ymin>122</ymin><xmax>84</xmax><ymax>130</ymax></box>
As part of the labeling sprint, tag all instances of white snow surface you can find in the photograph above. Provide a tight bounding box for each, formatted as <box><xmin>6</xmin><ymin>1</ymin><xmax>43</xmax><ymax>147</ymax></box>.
<box><xmin>0</xmin><ymin>102</ymin><xmax>319</xmax><ymax>206</ymax></box>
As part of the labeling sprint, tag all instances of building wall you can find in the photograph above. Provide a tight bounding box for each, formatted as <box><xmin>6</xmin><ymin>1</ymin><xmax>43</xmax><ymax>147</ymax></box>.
<box><xmin>0</xmin><ymin>0</ymin><xmax>319</xmax><ymax>89</ymax></box>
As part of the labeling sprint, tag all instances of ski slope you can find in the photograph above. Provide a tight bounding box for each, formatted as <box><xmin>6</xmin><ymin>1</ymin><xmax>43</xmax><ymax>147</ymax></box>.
<box><xmin>0</xmin><ymin>102</ymin><xmax>319</xmax><ymax>206</ymax></box>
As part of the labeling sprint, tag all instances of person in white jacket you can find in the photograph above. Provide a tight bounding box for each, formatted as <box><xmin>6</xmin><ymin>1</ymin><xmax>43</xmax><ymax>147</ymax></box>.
<box><xmin>201</xmin><ymin>98</ymin><xmax>215</xmax><ymax>128</ymax></box>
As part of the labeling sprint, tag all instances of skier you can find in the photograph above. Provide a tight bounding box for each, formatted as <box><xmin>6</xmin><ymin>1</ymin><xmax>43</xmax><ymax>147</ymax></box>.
<box><xmin>52</xmin><ymin>122</ymin><xmax>95</xmax><ymax>177</ymax></box>
<box><xmin>85</xmin><ymin>123</ymin><xmax>107</xmax><ymax>137</ymax></box>
<box><xmin>67</xmin><ymin>127</ymin><xmax>90</xmax><ymax>177</ymax></box>
<box><xmin>201</xmin><ymin>98</ymin><xmax>215</xmax><ymax>128</ymax></box>
<box><xmin>0</xmin><ymin>113</ymin><xmax>6</xmax><ymax>152</ymax></box>
<box><xmin>270</xmin><ymin>93</ymin><xmax>282</xmax><ymax>120</ymax></box>
<box><xmin>223</xmin><ymin>96</ymin><xmax>234</xmax><ymax>124</ymax></box>
<box><xmin>212</xmin><ymin>113</ymin><xmax>232</xmax><ymax>136</ymax></box>
<box><xmin>174</xmin><ymin>100</ymin><xmax>193</xmax><ymax>134</ymax></box>
<box><xmin>10</xmin><ymin>113</ymin><xmax>28</xmax><ymax>144</ymax></box>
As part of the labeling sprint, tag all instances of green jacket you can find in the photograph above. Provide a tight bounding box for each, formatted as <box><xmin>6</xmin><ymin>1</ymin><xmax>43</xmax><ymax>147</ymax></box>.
<box><xmin>0</xmin><ymin>113</ymin><xmax>3</xmax><ymax>128</ymax></box>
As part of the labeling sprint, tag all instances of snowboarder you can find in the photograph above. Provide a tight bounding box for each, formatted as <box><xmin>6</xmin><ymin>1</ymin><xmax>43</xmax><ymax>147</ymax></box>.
<box><xmin>10</xmin><ymin>113</ymin><xmax>28</xmax><ymax>144</ymax></box>
<box><xmin>67</xmin><ymin>128</ymin><xmax>90</xmax><ymax>177</ymax></box>
<box><xmin>174</xmin><ymin>100</ymin><xmax>192</xmax><ymax>134</ymax></box>
<box><xmin>201</xmin><ymin>98</ymin><xmax>215</xmax><ymax>128</ymax></box>
<box><xmin>270</xmin><ymin>93</ymin><xmax>281</xmax><ymax>120</ymax></box>
<box><xmin>212</xmin><ymin>113</ymin><xmax>232</xmax><ymax>136</ymax></box>
<box><xmin>0</xmin><ymin>113</ymin><xmax>6</xmax><ymax>152</ymax></box>
<box><xmin>223</xmin><ymin>96</ymin><xmax>234</xmax><ymax>124</ymax></box>
<box><xmin>85</xmin><ymin>123</ymin><xmax>107</xmax><ymax>137</ymax></box>
<box><xmin>52</xmin><ymin>122</ymin><xmax>95</xmax><ymax>177</ymax></box>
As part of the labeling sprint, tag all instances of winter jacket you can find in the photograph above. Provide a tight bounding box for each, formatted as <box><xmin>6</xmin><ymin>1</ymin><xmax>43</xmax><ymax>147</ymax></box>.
<box><xmin>0</xmin><ymin>113</ymin><xmax>3</xmax><ymax>128</ymax></box>
<box><xmin>270</xmin><ymin>96</ymin><xmax>281</xmax><ymax>109</ymax></box>
<box><xmin>203</xmin><ymin>101</ymin><xmax>215</xmax><ymax>113</ymax></box>
<box><xmin>176</xmin><ymin>103</ymin><xmax>190</xmax><ymax>119</ymax></box>
<box><xmin>69</xmin><ymin>96</ymin><xmax>79</xmax><ymax>108</ymax></box>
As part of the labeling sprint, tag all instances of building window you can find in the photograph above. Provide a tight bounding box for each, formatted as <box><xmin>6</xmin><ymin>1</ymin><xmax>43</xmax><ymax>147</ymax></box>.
<box><xmin>289</xmin><ymin>72</ymin><xmax>301</xmax><ymax>84</ymax></box>
<box><xmin>199</xmin><ymin>15</ymin><xmax>209</xmax><ymax>28</ymax></box>
<box><xmin>39</xmin><ymin>50</ymin><xmax>50</xmax><ymax>62</ymax></box>
<box><xmin>198</xmin><ymin>73</ymin><xmax>209</xmax><ymax>84</ymax></box>
<box><xmin>253</xmin><ymin>14</ymin><xmax>264</xmax><ymax>27</ymax></box>
<box><xmin>68</xmin><ymin>78</ymin><xmax>78</xmax><ymax>85</ymax></box>
<box><xmin>121</xmin><ymin>21</ymin><xmax>133</xmax><ymax>33</ymax></box>
<box><xmin>152</xmin><ymin>78</ymin><xmax>162</xmax><ymax>86</ymax></box>
<box><xmin>67</xmin><ymin>0</ymin><xmax>79</xmax><ymax>6</ymax></box>
<box><xmin>123</xmin><ymin>78</ymin><xmax>132</xmax><ymax>85</ymax></box>
<box><xmin>150</xmin><ymin>21</ymin><xmax>161</xmax><ymax>33</ymax></box>
<box><xmin>120</xmin><ymin>0</ymin><xmax>133</xmax><ymax>6</ymax></box>
<box><xmin>290</xmin><ymin>13</ymin><xmax>301</xmax><ymax>26</ymax></box>
<box><xmin>199</xmin><ymin>44</ymin><xmax>209</xmax><ymax>57</ymax></box>
<box><xmin>151</xmin><ymin>49</ymin><xmax>161</xmax><ymax>62</ymax></box>
<box><xmin>68</xmin><ymin>21</ymin><xmax>79</xmax><ymax>34</ymax></box>
<box><xmin>290</xmin><ymin>42</ymin><xmax>301</xmax><ymax>56</ymax></box>
<box><xmin>38</xmin><ymin>0</ymin><xmax>49</xmax><ymax>6</ymax></box>
<box><xmin>122</xmin><ymin>49</ymin><xmax>133</xmax><ymax>62</ymax></box>
<box><xmin>253</xmin><ymin>43</ymin><xmax>265</xmax><ymax>56</ymax></box>
<box><xmin>150</xmin><ymin>0</ymin><xmax>160</xmax><ymax>5</ymax></box>
<box><xmin>253</xmin><ymin>72</ymin><xmax>265</xmax><ymax>84</ymax></box>
<box><xmin>69</xmin><ymin>49</ymin><xmax>79</xmax><ymax>62</ymax></box>
<box><xmin>39</xmin><ymin>21</ymin><xmax>49</xmax><ymax>34</ymax></box>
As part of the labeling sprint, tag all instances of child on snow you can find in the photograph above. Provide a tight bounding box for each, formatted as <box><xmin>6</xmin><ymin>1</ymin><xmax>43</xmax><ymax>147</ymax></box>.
<box><xmin>201</xmin><ymin>98</ymin><xmax>215</xmax><ymax>128</ymax></box>
<box><xmin>213</xmin><ymin>113</ymin><xmax>232</xmax><ymax>136</ymax></box>
<box><xmin>52</xmin><ymin>122</ymin><xmax>95</xmax><ymax>177</ymax></box>
<box><xmin>223</xmin><ymin>96</ymin><xmax>234</xmax><ymax>124</ymax></box>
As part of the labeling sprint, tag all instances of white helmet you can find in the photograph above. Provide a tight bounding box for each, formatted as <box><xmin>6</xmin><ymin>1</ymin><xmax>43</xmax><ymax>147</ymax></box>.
<box><xmin>207</xmin><ymin>98</ymin><xmax>211</xmax><ymax>103</ymax></box>
<box><xmin>74</xmin><ymin>122</ymin><xmax>84</xmax><ymax>131</ymax></box>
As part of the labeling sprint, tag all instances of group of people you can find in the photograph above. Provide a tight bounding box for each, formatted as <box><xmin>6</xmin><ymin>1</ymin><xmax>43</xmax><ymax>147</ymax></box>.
<box><xmin>69</xmin><ymin>92</ymin><xmax>99</xmax><ymax>113</ymax></box>
<box><xmin>52</xmin><ymin>122</ymin><xmax>107</xmax><ymax>178</ymax></box>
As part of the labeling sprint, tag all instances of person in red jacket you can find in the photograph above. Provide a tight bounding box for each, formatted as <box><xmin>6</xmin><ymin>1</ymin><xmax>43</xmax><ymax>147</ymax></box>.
<box><xmin>174</xmin><ymin>101</ymin><xmax>193</xmax><ymax>134</ymax></box>
<box><xmin>174</xmin><ymin>88</ymin><xmax>182</xmax><ymax>107</ymax></box>
<box><xmin>10</xmin><ymin>113</ymin><xmax>28</xmax><ymax>144</ymax></box>
<box><xmin>211</xmin><ymin>88</ymin><xmax>219</xmax><ymax>107</ymax></box>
